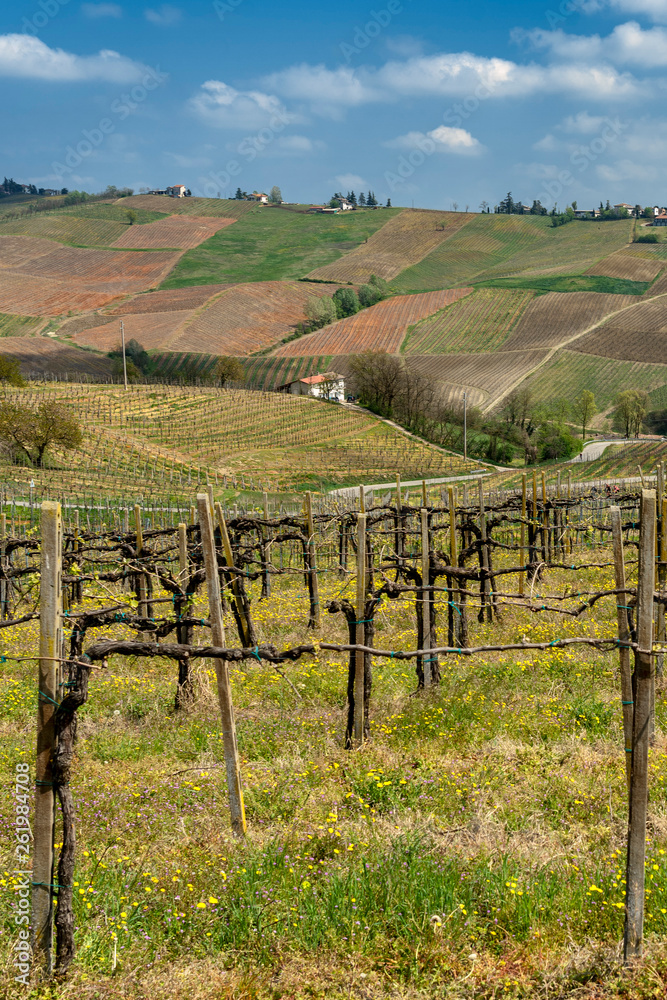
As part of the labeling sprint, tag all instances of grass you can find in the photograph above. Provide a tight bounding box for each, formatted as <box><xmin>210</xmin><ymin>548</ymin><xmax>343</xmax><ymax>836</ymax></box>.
<box><xmin>160</xmin><ymin>208</ymin><xmax>400</xmax><ymax>287</ymax></box>
<box><xmin>475</xmin><ymin>275</ymin><xmax>650</xmax><ymax>296</ymax></box>
<box><xmin>2</xmin><ymin>535</ymin><xmax>667</xmax><ymax>997</ymax></box>
<box><xmin>392</xmin><ymin>216</ymin><xmax>634</xmax><ymax>293</ymax></box>
<box><xmin>402</xmin><ymin>288</ymin><xmax>536</xmax><ymax>354</ymax></box>
<box><xmin>0</xmin><ymin>312</ymin><xmax>45</xmax><ymax>337</ymax></box>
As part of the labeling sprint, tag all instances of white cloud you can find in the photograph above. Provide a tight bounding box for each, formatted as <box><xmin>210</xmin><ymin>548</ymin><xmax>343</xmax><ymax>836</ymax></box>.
<box><xmin>0</xmin><ymin>34</ymin><xmax>152</xmax><ymax>82</ymax></box>
<box><xmin>386</xmin><ymin>125</ymin><xmax>485</xmax><ymax>156</ymax></box>
<box><xmin>164</xmin><ymin>152</ymin><xmax>213</xmax><ymax>168</ymax></box>
<box><xmin>609</xmin><ymin>0</ymin><xmax>667</xmax><ymax>22</ymax></box>
<box><xmin>384</xmin><ymin>36</ymin><xmax>425</xmax><ymax>58</ymax></box>
<box><xmin>515</xmin><ymin>21</ymin><xmax>667</xmax><ymax>67</ymax></box>
<box><xmin>144</xmin><ymin>4</ymin><xmax>181</xmax><ymax>26</ymax></box>
<box><xmin>81</xmin><ymin>3</ymin><xmax>123</xmax><ymax>16</ymax></box>
<box><xmin>263</xmin><ymin>64</ymin><xmax>380</xmax><ymax>114</ymax></box>
<box><xmin>276</xmin><ymin>135</ymin><xmax>322</xmax><ymax>153</ymax></box>
<box><xmin>336</xmin><ymin>173</ymin><xmax>367</xmax><ymax>189</ymax></box>
<box><xmin>188</xmin><ymin>80</ymin><xmax>298</xmax><ymax>130</ymax></box>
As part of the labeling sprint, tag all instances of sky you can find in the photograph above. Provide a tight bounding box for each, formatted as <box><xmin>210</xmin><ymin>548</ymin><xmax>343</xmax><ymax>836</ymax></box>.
<box><xmin>3</xmin><ymin>0</ymin><xmax>667</xmax><ymax>209</ymax></box>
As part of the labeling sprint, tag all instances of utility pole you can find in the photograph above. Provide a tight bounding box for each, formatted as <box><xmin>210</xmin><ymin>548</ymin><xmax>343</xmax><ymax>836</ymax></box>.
<box><xmin>463</xmin><ymin>391</ymin><xmax>468</xmax><ymax>461</ymax></box>
<box><xmin>120</xmin><ymin>320</ymin><xmax>128</xmax><ymax>390</ymax></box>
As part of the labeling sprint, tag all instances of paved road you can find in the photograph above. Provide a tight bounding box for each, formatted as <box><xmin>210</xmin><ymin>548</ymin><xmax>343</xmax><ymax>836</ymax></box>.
<box><xmin>570</xmin><ymin>439</ymin><xmax>637</xmax><ymax>463</ymax></box>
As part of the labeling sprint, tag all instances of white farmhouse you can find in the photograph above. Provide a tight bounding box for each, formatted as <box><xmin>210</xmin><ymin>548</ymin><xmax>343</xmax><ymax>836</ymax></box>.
<box><xmin>278</xmin><ymin>371</ymin><xmax>346</xmax><ymax>401</ymax></box>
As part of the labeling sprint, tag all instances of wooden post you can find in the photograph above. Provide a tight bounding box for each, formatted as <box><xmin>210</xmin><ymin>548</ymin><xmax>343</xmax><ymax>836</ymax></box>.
<box><xmin>611</xmin><ymin>506</ymin><xmax>633</xmax><ymax>795</ymax></box>
<box><xmin>134</xmin><ymin>504</ymin><xmax>147</xmax><ymax>621</ymax></box>
<box><xmin>262</xmin><ymin>492</ymin><xmax>271</xmax><ymax>599</ymax></box>
<box><xmin>421</xmin><ymin>507</ymin><xmax>432</xmax><ymax>687</ymax></box>
<box><xmin>478</xmin><ymin>478</ymin><xmax>491</xmax><ymax>622</ymax></box>
<box><xmin>305</xmin><ymin>492</ymin><xmax>320</xmax><ymax>629</ymax></box>
<box><xmin>214</xmin><ymin>503</ymin><xmax>252</xmax><ymax>648</ymax></box>
<box><xmin>197</xmin><ymin>494</ymin><xmax>246</xmax><ymax>839</ymax></box>
<box><xmin>32</xmin><ymin>501</ymin><xmax>62</xmax><ymax>973</ymax></box>
<box><xmin>657</xmin><ymin>496</ymin><xmax>666</xmax><ymax>679</ymax></box>
<box><xmin>354</xmin><ymin>513</ymin><xmax>367</xmax><ymax>747</ymax></box>
<box><xmin>421</xmin><ymin>479</ymin><xmax>427</xmax><ymax>508</ymax></box>
<box><xmin>624</xmin><ymin>488</ymin><xmax>657</xmax><ymax>963</ymax></box>
<box><xmin>0</xmin><ymin>511</ymin><xmax>6</xmax><ymax>619</ymax></box>
<box><xmin>178</xmin><ymin>523</ymin><xmax>188</xmax><ymax>584</ymax></box>
<box><xmin>519</xmin><ymin>473</ymin><xmax>526</xmax><ymax>597</ymax></box>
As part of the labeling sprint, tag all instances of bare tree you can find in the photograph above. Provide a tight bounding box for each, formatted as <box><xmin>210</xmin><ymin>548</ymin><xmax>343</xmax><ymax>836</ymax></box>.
<box><xmin>0</xmin><ymin>400</ymin><xmax>82</xmax><ymax>467</ymax></box>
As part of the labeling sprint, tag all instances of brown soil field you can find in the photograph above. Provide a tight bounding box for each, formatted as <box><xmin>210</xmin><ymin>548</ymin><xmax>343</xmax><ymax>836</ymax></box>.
<box><xmin>167</xmin><ymin>281</ymin><xmax>339</xmax><ymax>356</ymax></box>
<box><xmin>406</xmin><ymin>349</ymin><xmax>550</xmax><ymax>407</ymax></box>
<box><xmin>273</xmin><ymin>289</ymin><xmax>473</xmax><ymax>357</ymax></box>
<box><xmin>306</xmin><ymin>210</ymin><xmax>475</xmax><ymax>283</ymax></box>
<box><xmin>0</xmin><ymin>337</ymin><xmax>112</xmax><ymax>376</ymax></box>
<box><xmin>0</xmin><ymin>234</ymin><xmax>60</xmax><ymax>268</ymax></box>
<box><xmin>11</xmin><ymin>245</ymin><xmax>179</xmax><ymax>286</ymax></box>
<box><xmin>57</xmin><ymin>313</ymin><xmax>117</xmax><ymax>338</ymax></box>
<box><xmin>106</xmin><ymin>285</ymin><xmax>231</xmax><ymax>315</ymax></box>
<box><xmin>73</xmin><ymin>310</ymin><xmax>192</xmax><ymax>351</ymax></box>
<box><xmin>0</xmin><ymin>273</ymin><xmax>124</xmax><ymax>316</ymax></box>
<box><xmin>0</xmin><ymin>214</ymin><xmax>127</xmax><ymax>246</ymax></box>
<box><xmin>572</xmin><ymin>292</ymin><xmax>667</xmax><ymax>363</ymax></box>
<box><xmin>111</xmin><ymin>215</ymin><xmax>235</xmax><ymax>250</ymax></box>
<box><xmin>115</xmin><ymin>196</ymin><xmax>257</xmax><ymax>218</ymax></box>
<box><xmin>647</xmin><ymin>272</ymin><xmax>667</xmax><ymax>296</ymax></box>
<box><xmin>586</xmin><ymin>252</ymin><xmax>665</xmax><ymax>282</ymax></box>
<box><xmin>503</xmin><ymin>291</ymin><xmax>640</xmax><ymax>351</ymax></box>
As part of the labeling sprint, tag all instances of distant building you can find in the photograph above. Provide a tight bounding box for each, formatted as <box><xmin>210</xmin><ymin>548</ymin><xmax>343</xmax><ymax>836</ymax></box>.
<box><xmin>167</xmin><ymin>184</ymin><xmax>187</xmax><ymax>198</ymax></box>
<box><xmin>247</xmin><ymin>192</ymin><xmax>269</xmax><ymax>203</ymax></box>
<box><xmin>148</xmin><ymin>188</ymin><xmax>167</xmax><ymax>195</ymax></box>
<box><xmin>574</xmin><ymin>208</ymin><xmax>600</xmax><ymax>218</ymax></box>
<box><xmin>338</xmin><ymin>197</ymin><xmax>354</xmax><ymax>211</ymax></box>
<box><xmin>614</xmin><ymin>203</ymin><xmax>636</xmax><ymax>215</ymax></box>
<box><xmin>654</xmin><ymin>213</ymin><xmax>667</xmax><ymax>227</ymax></box>
<box><xmin>277</xmin><ymin>372</ymin><xmax>346</xmax><ymax>401</ymax></box>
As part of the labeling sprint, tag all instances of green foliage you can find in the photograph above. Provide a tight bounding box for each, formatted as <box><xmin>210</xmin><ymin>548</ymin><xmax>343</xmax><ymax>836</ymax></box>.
<box><xmin>0</xmin><ymin>398</ymin><xmax>82</xmax><ymax>466</ymax></box>
<box><xmin>538</xmin><ymin>425</ymin><xmax>582</xmax><ymax>461</ymax></box>
<box><xmin>215</xmin><ymin>356</ymin><xmax>246</xmax><ymax>386</ymax></box>
<box><xmin>125</xmin><ymin>209</ymin><xmax>138</xmax><ymax>225</ymax></box>
<box><xmin>333</xmin><ymin>287</ymin><xmax>360</xmax><ymax>318</ymax></box>
<box><xmin>305</xmin><ymin>296</ymin><xmax>337</xmax><ymax>329</ymax></box>
<box><xmin>635</xmin><ymin>232</ymin><xmax>659</xmax><ymax>243</ymax></box>
<box><xmin>614</xmin><ymin>389</ymin><xmax>649</xmax><ymax>437</ymax></box>
<box><xmin>0</xmin><ymin>356</ymin><xmax>25</xmax><ymax>386</ymax></box>
<box><xmin>476</xmin><ymin>274</ymin><xmax>649</xmax><ymax>295</ymax></box>
<box><xmin>160</xmin><ymin>207</ymin><xmax>398</xmax><ymax>287</ymax></box>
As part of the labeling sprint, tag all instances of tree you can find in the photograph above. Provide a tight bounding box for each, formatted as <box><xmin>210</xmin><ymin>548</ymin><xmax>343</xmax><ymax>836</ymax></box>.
<box><xmin>615</xmin><ymin>389</ymin><xmax>648</xmax><ymax>438</ymax></box>
<box><xmin>572</xmin><ymin>389</ymin><xmax>597</xmax><ymax>441</ymax></box>
<box><xmin>479</xmin><ymin>200</ymin><xmax>489</xmax><ymax>213</ymax></box>
<box><xmin>125</xmin><ymin>209</ymin><xmax>138</xmax><ymax>225</ymax></box>
<box><xmin>332</xmin><ymin>287</ymin><xmax>360</xmax><ymax>318</ymax></box>
<box><xmin>305</xmin><ymin>296</ymin><xmax>337</xmax><ymax>328</ymax></box>
<box><xmin>111</xmin><ymin>356</ymin><xmax>141</xmax><ymax>383</ymax></box>
<box><xmin>348</xmin><ymin>350</ymin><xmax>405</xmax><ymax>416</ymax></box>
<box><xmin>234</xmin><ymin>187</ymin><xmax>243</xmax><ymax>200</ymax></box>
<box><xmin>369</xmin><ymin>273</ymin><xmax>390</xmax><ymax>298</ymax></box>
<box><xmin>358</xmin><ymin>192</ymin><xmax>366</xmax><ymax>207</ymax></box>
<box><xmin>269</xmin><ymin>186</ymin><xmax>282</xmax><ymax>204</ymax></box>
<box><xmin>0</xmin><ymin>400</ymin><xmax>82</xmax><ymax>467</ymax></box>
<box><xmin>358</xmin><ymin>284</ymin><xmax>381</xmax><ymax>308</ymax></box>
<box><xmin>215</xmin><ymin>356</ymin><xmax>246</xmax><ymax>386</ymax></box>
<box><xmin>0</xmin><ymin>356</ymin><xmax>25</xmax><ymax>386</ymax></box>
<box><xmin>386</xmin><ymin>198</ymin><xmax>391</xmax><ymax>208</ymax></box>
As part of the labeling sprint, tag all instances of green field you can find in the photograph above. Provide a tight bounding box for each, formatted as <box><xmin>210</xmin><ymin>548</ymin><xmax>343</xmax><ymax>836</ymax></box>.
<box><xmin>160</xmin><ymin>207</ymin><xmax>400</xmax><ymax>287</ymax></box>
<box><xmin>518</xmin><ymin>349</ymin><xmax>667</xmax><ymax>414</ymax></box>
<box><xmin>402</xmin><ymin>288</ymin><xmax>536</xmax><ymax>354</ymax></box>
<box><xmin>476</xmin><ymin>274</ymin><xmax>650</xmax><ymax>295</ymax></box>
<box><xmin>392</xmin><ymin>216</ymin><xmax>634</xmax><ymax>293</ymax></box>
<box><xmin>0</xmin><ymin>311</ymin><xmax>45</xmax><ymax>337</ymax></box>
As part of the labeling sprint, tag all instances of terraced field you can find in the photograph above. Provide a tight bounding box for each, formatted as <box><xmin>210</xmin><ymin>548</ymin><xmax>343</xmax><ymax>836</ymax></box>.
<box><xmin>111</xmin><ymin>215</ymin><xmax>235</xmax><ymax>250</ymax></box>
<box><xmin>0</xmin><ymin>312</ymin><xmax>45</xmax><ymax>337</ymax></box>
<box><xmin>161</xmin><ymin>206</ymin><xmax>399</xmax><ymax>287</ymax></box>
<box><xmin>273</xmin><ymin>289</ymin><xmax>473</xmax><ymax>357</ymax></box>
<box><xmin>306</xmin><ymin>210</ymin><xmax>475</xmax><ymax>283</ymax></box>
<box><xmin>403</xmin><ymin>288</ymin><xmax>535</xmax><ymax>354</ymax></box>
<box><xmin>586</xmin><ymin>251</ymin><xmax>665</xmax><ymax>282</ymax></box>
<box><xmin>168</xmin><ymin>281</ymin><xmax>339</xmax><ymax>356</ymax></box>
<box><xmin>518</xmin><ymin>349</ymin><xmax>667</xmax><ymax>412</ymax></box>
<box><xmin>116</xmin><ymin>195</ymin><xmax>258</xmax><ymax>218</ymax></box>
<box><xmin>392</xmin><ymin>215</ymin><xmax>633</xmax><ymax>292</ymax></box>
<box><xmin>503</xmin><ymin>291</ymin><xmax>640</xmax><ymax>351</ymax></box>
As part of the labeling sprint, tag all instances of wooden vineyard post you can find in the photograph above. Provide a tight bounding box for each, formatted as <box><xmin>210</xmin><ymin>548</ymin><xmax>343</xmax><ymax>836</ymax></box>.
<box><xmin>133</xmin><ymin>504</ymin><xmax>147</xmax><ymax>622</ymax></box>
<box><xmin>0</xmin><ymin>511</ymin><xmax>6</xmax><ymax>619</ymax></box>
<box><xmin>421</xmin><ymin>507</ymin><xmax>432</xmax><ymax>687</ymax></box>
<box><xmin>32</xmin><ymin>501</ymin><xmax>63</xmax><ymax>974</ymax></box>
<box><xmin>657</xmin><ymin>495</ymin><xmax>666</xmax><ymax>679</ymax></box>
<box><xmin>447</xmin><ymin>486</ymin><xmax>459</xmax><ymax>647</ymax></box>
<box><xmin>214</xmin><ymin>503</ymin><xmax>253</xmax><ymax>648</ymax></box>
<box><xmin>261</xmin><ymin>492</ymin><xmax>272</xmax><ymax>599</ymax></box>
<box><xmin>197</xmin><ymin>494</ymin><xmax>246</xmax><ymax>839</ymax></box>
<box><xmin>519</xmin><ymin>473</ymin><xmax>526</xmax><ymax>597</ymax></box>
<box><xmin>478</xmin><ymin>478</ymin><xmax>492</xmax><ymax>622</ymax></box>
<box><xmin>611</xmin><ymin>506</ymin><xmax>634</xmax><ymax>795</ymax></box>
<box><xmin>178</xmin><ymin>523</ymin><xmax>188</xmax><ymax>583</ymax></box>
<box><xmin>305</xmin><ymin>492</ymin><xmax>320</xmax><ymax>629</ymax></box>
<box><xmin>354</xmin><ymin>513</ymin><xmax>367</xmax><ymax>747</ymax></box>
<box><xmin>624</xmin><ymin>488</ymin><xmax>657</xmax><ymax>963</ymax></box>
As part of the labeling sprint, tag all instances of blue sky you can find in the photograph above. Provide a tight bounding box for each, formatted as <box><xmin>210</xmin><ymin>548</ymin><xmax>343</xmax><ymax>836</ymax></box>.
<box><xmin>3</xmin><ymin>0</ymin><xmax>667</xmax><ymax>209</ymax></box>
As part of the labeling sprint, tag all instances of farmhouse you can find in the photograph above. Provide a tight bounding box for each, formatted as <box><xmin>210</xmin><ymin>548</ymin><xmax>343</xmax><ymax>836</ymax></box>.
<box><xmin>277</xmin><ymin>372</ymin><xmax>346</xmax><ymax>401</ymax></box>
<box><xmin>654</xmin><ymin>213</ymin><xmax>667</xmax><ymax>227</ymax></box>
<box><xmin>614</xmin><ymin>203</ymin><xmax>636</xmax><ymax>215</ymax></box>
<box><xmin>247</xmin><ymin>192</ymin><xmax>269</xmax><ymax>203</ymax></box>
<box><xmin>167</xmin><ymin>184</ymin><xmax>187</xmax><ymax>198</ymax></box>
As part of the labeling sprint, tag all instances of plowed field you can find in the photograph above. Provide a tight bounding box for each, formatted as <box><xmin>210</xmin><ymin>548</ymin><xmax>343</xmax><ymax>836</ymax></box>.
<box><xmin>0</xmin><ymin>337</ymin><xmax>112</xmax><ymax>376</ymax></box>
<box><xmin>306</xmin><ymin>210</ymin><xmax>475</xmax><ymax>283</ymax></box>
<box><xmin>503</xmin><ymin>292</ymin><xmax>640</xmax><ymax>351</ymax></box>
<box><xmin>273</xmin><ymin>289</ymin><xmax>474</xmax><ymax>357</ymax></box>
<box><xmin>168</xmin><ymin>282</ymin><xmax>339</xmax><ymax>355</ymax></box>
<box><xmin>11</xmin><ymin>245</ymin><xmax>179</xmax><ymax>286</ymax></box>
<box><xmin>116</xmin><ymin>196</ymin><xmax>257</xmax><ymax>218</ymax></box>
<box><xmin>0</xmin><ymin>235</ymin><xmax>60</xmax><ymax>268</ymax></box>
<box><xmin>586</xmin><ymin>252</ymin><xmax>664</xmax><ymax>282</ymax></box>
<box><xmin>0</xmin><ymin>214</ymin><xmax>127</xmax><ymax>246</ymax></box>
<box><xmin>111</xmin><ymin>215</ymin><xmax>235</xmax><ymax>250</ymax></box>
<box><xmin>403</xmin><ymin>288</ymin><xmax>534</xmax><ymax>354</ymax></box>
<box><xmin>406</xmin><ymin>349</ymin><xmax>549</xmax><ymax>408</ymax></box>
<box><xmin>73</xmin><ymin>310</ymin><xmax>192</xmax><ymax>351</ymax></box>
<box><xmin>647</xmin><ymin>272</ymin><xmax>667</xmax><ymax>296</ymax></box>
<box><xmin>571</xmin><ymin>293</ymin><xmax>667</xmax><ymax>363</ymax></box>
<box><xmin>0</xmin><ymin>274</ymin><xmax>122</xmax><ymax>316</ymax></box>
<box><xmin>107</xmin><ymin>285</ymin><xmax>231</xmax><ymax>315</ymax></box>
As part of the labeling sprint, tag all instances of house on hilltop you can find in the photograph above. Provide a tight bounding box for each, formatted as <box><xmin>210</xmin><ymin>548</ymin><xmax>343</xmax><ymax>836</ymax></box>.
<box><xmin>167</xmin><ymin>184</ymin><xmax>187</xmax><ymax>198</ymax></box>
<box><xmin>654</xmin><ymin>212</ymin><xmax>667</xmax><ymax>227</ymax></box>
<box><xmin>247</xmin><ymin>192</ymin><xmax>269</xmax><ymax>203</ymax></box>
<box><xmin>277</xmin><ymin>372</ymin><xmax>346</xmax><ymax>401</ymax></box>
